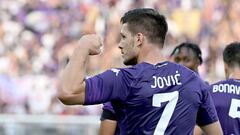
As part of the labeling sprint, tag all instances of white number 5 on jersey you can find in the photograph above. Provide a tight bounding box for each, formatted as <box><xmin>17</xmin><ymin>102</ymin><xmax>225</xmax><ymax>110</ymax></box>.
<box><xmin>229</xmin><ymin>98</ymin><xmax>240</xmax><ymax>118</ymax></box>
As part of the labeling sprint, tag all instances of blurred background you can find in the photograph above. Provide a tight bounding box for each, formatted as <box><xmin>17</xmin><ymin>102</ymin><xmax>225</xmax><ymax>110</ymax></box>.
<box><xmin>0</xmin><ymin>0</ymin><xmax>240</xmax><ymax>134</ymax></box>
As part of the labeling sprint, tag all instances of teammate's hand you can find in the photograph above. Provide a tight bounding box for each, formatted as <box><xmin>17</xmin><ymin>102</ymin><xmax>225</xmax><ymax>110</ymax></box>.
<box><xmin>78</xmin><ymin>34</ymin><xmax>103</xmax><ymax>55</ymax></box>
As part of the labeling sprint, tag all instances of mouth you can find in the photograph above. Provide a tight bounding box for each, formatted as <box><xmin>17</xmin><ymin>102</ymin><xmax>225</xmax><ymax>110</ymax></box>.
<box><xmin>121</xmin><ymin>53</ymin><xmax>125</xmax><ymax>58</ymax></box>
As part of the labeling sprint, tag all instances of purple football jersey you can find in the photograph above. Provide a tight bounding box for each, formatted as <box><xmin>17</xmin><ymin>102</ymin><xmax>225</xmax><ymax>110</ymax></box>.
<box><xmin>84</xmin><ymin>62</ymin><xmax>218</xmax><ymax>135</ymax></box>
<box><xmin>209</xmin><ymin>79</ymin><xmax>240</xmax><ymax>135</ymax></box>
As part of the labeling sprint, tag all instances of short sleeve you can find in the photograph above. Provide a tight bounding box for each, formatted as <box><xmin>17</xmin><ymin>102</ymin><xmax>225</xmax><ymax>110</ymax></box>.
<box><xmin>100</xmin><ymin>102</ymin><xmax>116</xmax><ymax>121</ymax></box>
<box><xmin>84</xmin><ymin>69</ymin><xmax>131</xmax><ymax>105</ymax></box>
<box><xmin>102</xmin><ymin>102</ymin><xmax>115</xmax><ymax>113</ymax></box>
<box><xmin>196</xmin><ymin>86</ymin><xmax>219</xmax><ymax>126</ymax></box>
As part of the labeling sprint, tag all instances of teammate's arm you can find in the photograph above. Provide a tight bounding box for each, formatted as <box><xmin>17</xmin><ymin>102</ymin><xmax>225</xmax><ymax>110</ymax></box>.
<box><xmin>193</xmin><ymin>125</ymin><xmax>203</xmax><ymax>135</ymax></box>
<box><xmin>200</xmin><ymin>121</ymin><xmax>223</xmax><ymax>135</ymax></box>
<box><xmin>99</xmin><ymin>103</ymin><xmax>117</xmax><ymax>135</ymax></box>
<box><xmin>58</xmin><ymin>34</ymin><xmax>103</xmax><ymax>105</ymax></box>
<box><xmin>99</xmin><ymin>119</ymin><xmax>117</xmax><ymax>135</ymax></box>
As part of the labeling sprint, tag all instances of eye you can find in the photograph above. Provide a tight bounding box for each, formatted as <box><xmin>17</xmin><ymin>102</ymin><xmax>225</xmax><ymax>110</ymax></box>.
<box><xmin>174</xmin><ymin>57</ymin><xmax>180</xmax><ymax>62</ymax></box>
<box><xmin>184</xmin><ymin>58</ymin><xmax>190</xmax><ymax>62</ymax></box>
<box><xmin>120</xmin><ymin>33</ymin><xmax>126</xmax><ymax>39</ymax></box>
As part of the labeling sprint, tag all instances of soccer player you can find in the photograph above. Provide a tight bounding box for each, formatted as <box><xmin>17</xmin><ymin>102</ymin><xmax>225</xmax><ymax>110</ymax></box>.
<box><xmin>170</xmin><ymin>42</ymin><xmax>203</xmax><ymax>73</ymax></box>
<box><xmin>170</xmin><ymin>43</ymin><xmax>205</xmax><ymax>135</ymax></box>
<box><xmin>99</xmin><ymin>42</ymin><xmax>205</xmax><ymax>135</ymax></box>
<box><xmin>209</xmin><ymin>42</ymin><xmax>240</xmax><ymax>135</ymax></box>
<box><xmin>58</xmin><ymin>8</ymin><xmax>223</xmax><ymax>134</ymax></box>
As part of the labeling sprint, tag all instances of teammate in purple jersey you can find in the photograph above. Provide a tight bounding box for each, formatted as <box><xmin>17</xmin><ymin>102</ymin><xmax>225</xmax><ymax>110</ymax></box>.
<box><xmin>58</xmin><ymin>8</ymin><xmax>223</xmax><ymax>134</ymax></box>
<box><xmin>170</xmin><ymin>42</ymin><xmax>203</xmax><ymax>74</ymax></box>
<box><xmin>209</xmin><ymin>42</ymin><xmax>240</xmax><ymax>135</ymax></box>
<box><xmin>170</xmin><ymin>42</ymin><xmax>205</xmax><ymax>135</ymax></box>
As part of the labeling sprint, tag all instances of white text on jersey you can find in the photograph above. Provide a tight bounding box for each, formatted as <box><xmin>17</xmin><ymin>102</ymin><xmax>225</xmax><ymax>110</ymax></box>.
<box><xmin>151</xmin><ymin>71</ymin><xmax>182</xmax><ymax>88</ymax></box>
<box><xmin>111</xmin><ymin>68</ymin><xmax>120</xmax><ymax>76</ymax></box>
<box><xmin>213</xmin><ymin>84</ymin><xmax>240</xmax><ymax>95</ymax></box>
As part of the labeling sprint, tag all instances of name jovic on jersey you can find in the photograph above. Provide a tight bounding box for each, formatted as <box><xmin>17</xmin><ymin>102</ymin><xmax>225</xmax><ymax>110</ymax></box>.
<box><xmin>151</xmin><ymin>71</ymin><xmax>182</xmax><ymax>88</ymax></box>
<box><xmin>85</xmin><ymin>62</ymin><xmax>218</xmax><ymax>135</ymax></box>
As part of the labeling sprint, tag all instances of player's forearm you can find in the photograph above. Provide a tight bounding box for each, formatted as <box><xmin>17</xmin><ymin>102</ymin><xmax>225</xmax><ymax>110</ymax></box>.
<box><xmin>60</xmin><ymin>46</ymin><xmax>89</xmax><ymax>95</ymax></box>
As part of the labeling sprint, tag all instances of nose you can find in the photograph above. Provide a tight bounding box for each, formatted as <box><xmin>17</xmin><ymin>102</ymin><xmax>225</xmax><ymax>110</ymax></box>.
<box><xmin>118</xmin><ymin>42</ymin><xmax>123</xmax><ymax>50</ymax></box>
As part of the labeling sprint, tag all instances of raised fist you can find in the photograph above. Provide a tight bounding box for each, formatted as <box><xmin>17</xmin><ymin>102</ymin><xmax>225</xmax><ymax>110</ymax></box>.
<box><xmin>78</xmin><ymin>34</ymin><xmax>103</xmax><ymax>55</ymax></box>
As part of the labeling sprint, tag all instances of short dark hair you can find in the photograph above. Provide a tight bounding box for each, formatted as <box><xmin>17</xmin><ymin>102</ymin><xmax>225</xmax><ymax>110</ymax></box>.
<box><xmin>223</xmin><ymin>42</ymin><xmax>240</xmax><ymax>67</ymax></box>
<box><xmin>120</xmin><ymin>8</ymin><xmax>168</xmax><ymax>47</ymax></box>
<box><xmin>170</xmin><ymin>42</ymin><xmax>203</xmax><ymax>64</ymax></box>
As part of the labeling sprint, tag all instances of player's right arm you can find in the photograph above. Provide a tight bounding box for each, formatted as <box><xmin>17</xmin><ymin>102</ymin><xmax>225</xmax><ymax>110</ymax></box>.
<box><xmin>58</xmin><ymin>34</ymin><xmax>130</xmax><ymax>105</ymax></box>
<box><xmin>57</xmin><ymin>34</ymin><xmax>103</xmax><ymax>105</ymax></box>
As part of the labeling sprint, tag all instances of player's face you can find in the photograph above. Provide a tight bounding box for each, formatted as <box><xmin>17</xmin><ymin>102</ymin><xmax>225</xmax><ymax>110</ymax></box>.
<box><xmin>172</xmin><ymin>47</ymin><xmax>200</xmax><ymax>72</ymax></box>
<box><xmin>118</xmin><ymin>23</ymin><xmax>139</xmax><ymax>65</ymax></box>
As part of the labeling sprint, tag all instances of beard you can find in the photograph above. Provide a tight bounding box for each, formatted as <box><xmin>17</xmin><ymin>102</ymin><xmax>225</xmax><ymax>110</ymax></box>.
<box><xmin>123</xmin><ymin>57</ymin><xmax>137</xmax><ymax>66</ymax></box>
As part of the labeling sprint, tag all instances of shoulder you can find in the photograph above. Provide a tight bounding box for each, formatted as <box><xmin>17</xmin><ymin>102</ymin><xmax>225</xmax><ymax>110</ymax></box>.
<box><xmin>111</xmin><ymin>62</ymin><xmax>152</xmax><ymax>78</ymax></box>
<box><xmin>209</xmin><ymin>79</ymin><xmax>236</xmax><ymax>91</ymax></box>
<box><xmin>209</xmin><ymin>79</ymin><xmax>229</xmax><ymax>89</ymax></box>
<box><xmin>167</xmin><ymin>61</ymin><xmax>196</xmax><ymax>76</ymax></box>
<box><xmin>211</xmin><ymin>79</ymin><xmax>231</xmax><ymax>86</ymax></box>
<box><xmin>166</xmin><ymin>62</ymin><xmax>205</xmax><ymax>85</ymax></box>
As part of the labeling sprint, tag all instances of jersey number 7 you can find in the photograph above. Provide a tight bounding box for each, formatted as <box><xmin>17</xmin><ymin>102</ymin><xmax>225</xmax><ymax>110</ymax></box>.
<box><xmin>152</xmin><ymin>91</ymin><xmax>179</xmax><ymax>135</ymax></box>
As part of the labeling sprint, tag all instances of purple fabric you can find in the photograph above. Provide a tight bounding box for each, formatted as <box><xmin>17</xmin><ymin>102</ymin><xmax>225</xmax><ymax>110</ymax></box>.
<box><xmin>85</xmin><ymin>61</ymin><xmax>218</xmax><ymax>134</ymax></box>
<box><xmin>209</xmin><ymin>79</ymin><xmax>240</xmax><ymax>135</ymax></box>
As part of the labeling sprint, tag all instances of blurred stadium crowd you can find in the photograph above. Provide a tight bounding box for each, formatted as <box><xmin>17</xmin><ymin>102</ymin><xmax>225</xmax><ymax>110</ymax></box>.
<box><xmin>0</xmin><ymin>0</ymin><xmax>240</xmax><ymax>115</ymax></box>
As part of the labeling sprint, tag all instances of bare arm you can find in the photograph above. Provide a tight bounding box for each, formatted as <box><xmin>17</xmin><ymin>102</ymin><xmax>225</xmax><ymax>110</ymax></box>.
<box><xmin>58</xmin><ymin>34</ymin><xmax>103</xmax><ymax>105</ymax></box>
<box><xmin>193</xmin><ymin>125</ymin><xmax>203</xmax><ymax>135</ymax></box>
<box><xmin>200</xmin><ymin>121</ymin><xmax>223</xmax><ymax>135</ymax></box>
<box><xmin>99</xmin><ymin>107</ymin><xmax>117</xmax><ymax>135</ymax></box>
<box><xmin>99</xmin><ymin>120</ymin><xmax>117</xmax><ymax>135</ymax></box>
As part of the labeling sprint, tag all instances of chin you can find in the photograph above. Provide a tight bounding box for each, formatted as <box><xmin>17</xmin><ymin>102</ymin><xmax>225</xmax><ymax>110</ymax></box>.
<box><xmin>123</xmin><ymin>58</ymin><xmax>137</xmax><ymax>66</ymax></box>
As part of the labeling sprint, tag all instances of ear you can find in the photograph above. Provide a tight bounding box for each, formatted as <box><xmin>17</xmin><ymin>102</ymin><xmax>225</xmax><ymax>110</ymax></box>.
<box><xmin>135</xmin><ymin>33</ymin><xmax>144</xmax><ymax>47</ymax></box>
<box><xmin>224</xmin><ymin>62</ymin><xmax>230</xmax><ymax>79</ymax></box>
<box><xmin>196</xmin><ymin>58</ymin><xmax>201</xmax><ymax>66</ymax></box>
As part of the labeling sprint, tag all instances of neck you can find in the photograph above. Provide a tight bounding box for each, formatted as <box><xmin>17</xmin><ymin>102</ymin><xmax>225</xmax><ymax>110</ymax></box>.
<box><xmin>228</xmin><ymin>67</ymin><xmax>240</xmax><ymax>80</ymax></box>
<box><xmin>193</xmin><ymin>67</ymin><xmax>199</xmax><ymax>74</ymax></box>
<box><xmin>137</xmin><ymin>43</ymin><xmax>166</xmax><ymax>65</ymax></box>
